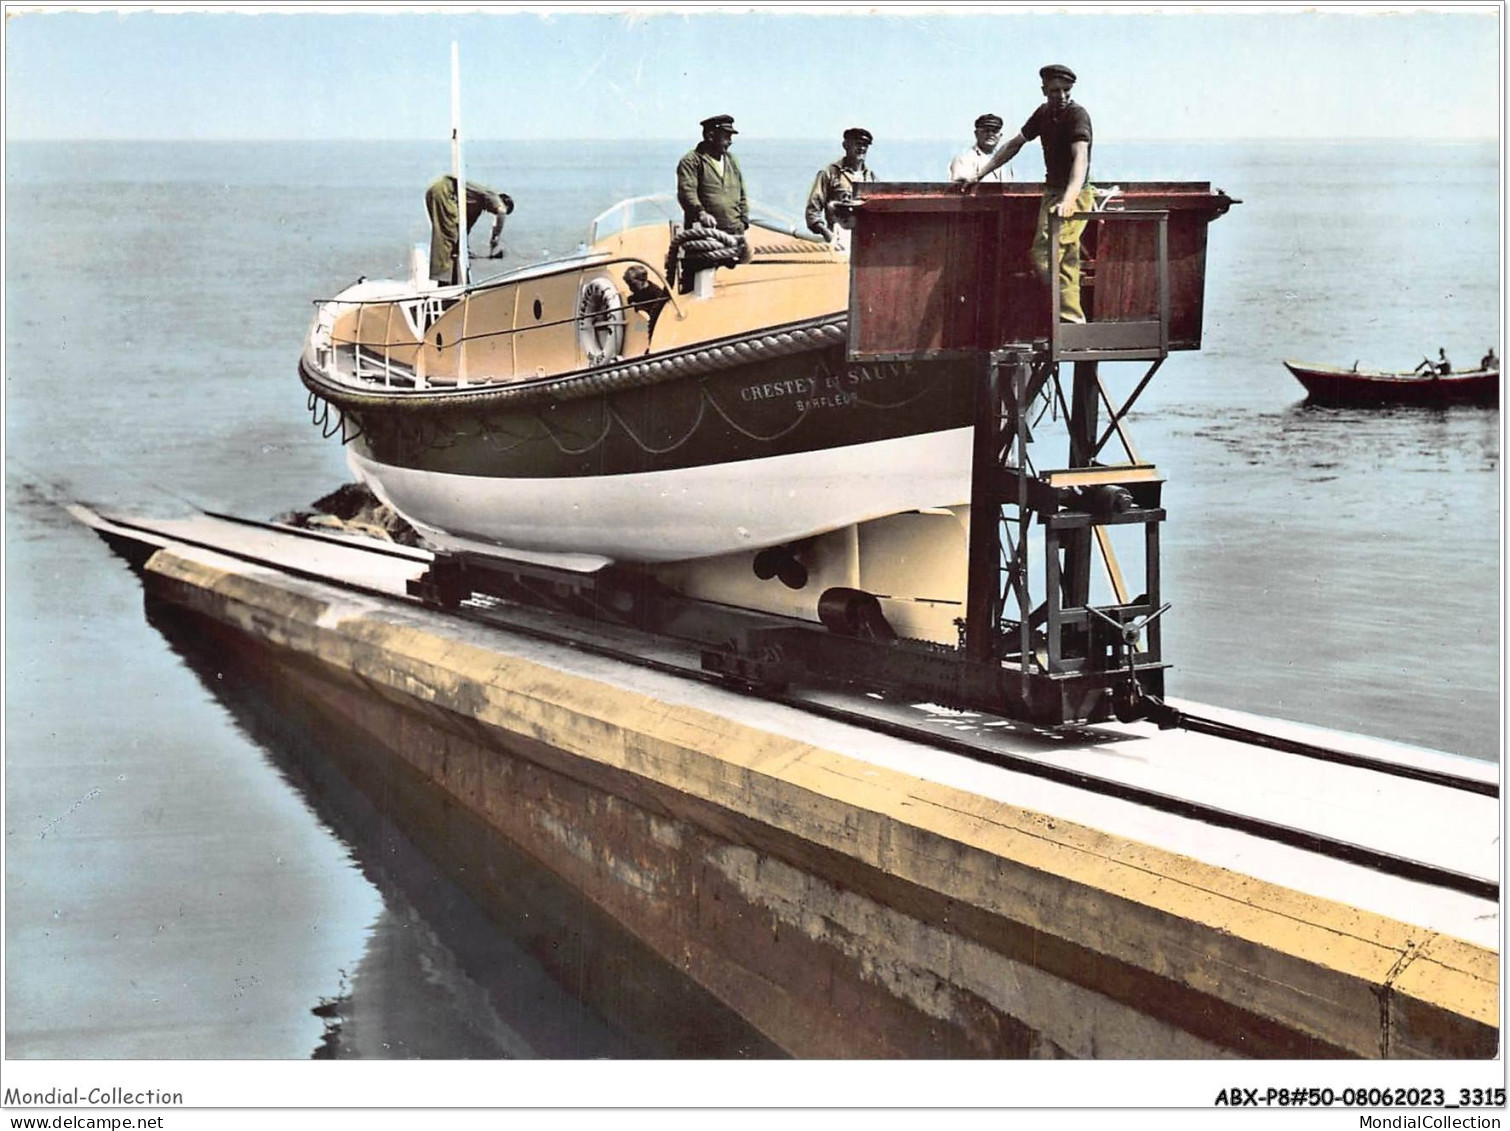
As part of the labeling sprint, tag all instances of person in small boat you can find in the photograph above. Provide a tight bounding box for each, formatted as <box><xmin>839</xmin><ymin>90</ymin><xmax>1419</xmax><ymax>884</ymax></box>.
<box><xmin>805</xmin><ymin>127</ymin><xmax>876</xmax><ymax>242</ymax></box>
<box><xmin>1412</xmin><ymin>348</ymin><xmax>1452</xmax><ymax>376</ymax></box>
<box><xmin>676</xmin><ymin>114</ymin><xmax>748</xmax><ymax>235</ymax></box>
<box><xmin>1480</xmin><ymin>348</ymin><xmax>1497</xmax><ymax>371</ymax></box>
<box><xmin>956</xmin><ymin>63</ymin><xmax>1095</xmax><ymax>323</ymax></box>
<box><xmin>622</xmin><ymin>264</ymin><xmax>670</xmax><ymax>338</ymax></box>
<box><xmin>948</xmin><ymin>113</ymin><xmax>1012</xmax><ymax>183</ymax></box>
<box><xmin>425</xmin><ymin>175</ymin><xmax>514</xmax><ymax>285</ymax></box>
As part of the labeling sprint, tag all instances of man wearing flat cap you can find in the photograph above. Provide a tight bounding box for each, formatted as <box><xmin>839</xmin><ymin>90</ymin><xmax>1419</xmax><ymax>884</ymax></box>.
<box><xmin>676</xmin><ymin>114</ymin><xmax>748</xmax><ymax>234</ymax></box>
<box><xmin>948</xmin><ymin>114</ymin><xmax>1013</xmax><ymax>183</ymax></box>
<box><xmin>959</xmin><ymin>64</ymin><xmax>1095</xmax><ymax>322</ymax></box>
<box><xmin>805</xmin><ymin>127</ymin><xmax>876</xmax><ymax>244</ymax></box>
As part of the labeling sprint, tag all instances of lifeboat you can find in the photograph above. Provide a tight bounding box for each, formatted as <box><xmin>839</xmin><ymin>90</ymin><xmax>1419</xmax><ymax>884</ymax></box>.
<box><xmin>300</xmin><ymin>183</ymin><xmax>1234</xmax><ymax>644</ymax></box>
<box><xmin>299</xmin><ymin>194</ymin><xmax>979</xmax><ymax>569</ymax></box>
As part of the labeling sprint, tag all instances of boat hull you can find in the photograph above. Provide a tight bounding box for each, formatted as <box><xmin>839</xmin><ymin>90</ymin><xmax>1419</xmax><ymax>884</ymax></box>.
<box><xmin>351</xmin><ymin>426</ymin><xmax>973</xmax><ymax>566</ymax></box>
<box><xmin>1285</xmin><ymin>361</ymin><xmax>1499</xmax><ymax>406</ymax></box>
<box><xmin>318</xmin><ymin>333</ymin><xmax>980</xmax><ymax>564</ymax></box>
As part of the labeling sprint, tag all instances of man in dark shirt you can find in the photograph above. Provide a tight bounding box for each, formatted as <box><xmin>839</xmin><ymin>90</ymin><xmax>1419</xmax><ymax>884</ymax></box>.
<box><xmin>623</xmin><ymin>264</ymin><xmax>670</xmax><ymax>338</ymax></box>
<box><xmin>425</xmin><ymin>175</ymin><xmax>514</xmax><ymax>285</ymax></box>
<box><xmin>675</xmin><ymin>114</ymin><xmax>749</xmax><ymax>234</ymax></box>
<box><xmin>1415</xmin><ymin>348</ymin><xmax>1453</xmax><ymax>376</ymax></box>
<box><xmin>958</xmin><ymin>64</ymin><xmax>1095</xmax><ymax>322</ymax></box>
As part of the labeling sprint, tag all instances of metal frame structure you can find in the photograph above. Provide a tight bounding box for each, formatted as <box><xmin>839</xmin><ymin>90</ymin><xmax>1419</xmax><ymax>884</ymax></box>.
<box><xmin>956</xmin><ymin>208</ymin><xmax>1177</xmax><ymax>724</ymax></box>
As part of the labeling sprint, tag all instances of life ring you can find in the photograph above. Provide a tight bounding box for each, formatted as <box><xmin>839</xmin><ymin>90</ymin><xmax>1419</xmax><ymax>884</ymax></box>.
<box><xmin>576</xmin><ymin>276</ymin><xmax>625</xmax><ymax>367</ymax></box>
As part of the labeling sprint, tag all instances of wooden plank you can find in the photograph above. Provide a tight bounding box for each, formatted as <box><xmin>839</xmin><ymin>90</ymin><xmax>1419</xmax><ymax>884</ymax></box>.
<box><xmin>1044</xmin><ymin>465</ymin><xmax>1163</xmax><ymax>487</ymax></box>
<box><xmin>1094</xmin><ymin>525</ymin><xmax>1130</xmax><ymax>605</ymax></box>
<box><xmin>1059</xmin><ymin>320</ymin><xmax>1163</xmax><ymax>352</ymax></box>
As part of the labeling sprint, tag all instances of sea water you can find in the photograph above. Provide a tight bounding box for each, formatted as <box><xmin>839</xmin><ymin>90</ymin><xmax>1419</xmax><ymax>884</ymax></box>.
<box><xmin>4</xmin><ymin>138</ymin><xmax>1499</xmax><ymax>1057</ymax></box>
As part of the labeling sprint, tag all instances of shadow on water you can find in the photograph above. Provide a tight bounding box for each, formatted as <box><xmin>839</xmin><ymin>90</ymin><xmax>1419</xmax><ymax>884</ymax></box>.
<box><xmin>1174</xmin><ymin>397</ymin><xmax>1499</xmax><ymax>478</ymax></box>
<box><xmin>142</xmin><ymin>596</ymin><xmax>782</xmax><ymax>1060</ymax></box>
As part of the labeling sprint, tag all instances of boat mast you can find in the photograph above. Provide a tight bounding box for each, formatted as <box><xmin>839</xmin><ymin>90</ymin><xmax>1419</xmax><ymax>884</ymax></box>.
<box><xmin>451</xmin><ymin>41</ymin><xmax>468</xmax><ymax>288</ymax></box>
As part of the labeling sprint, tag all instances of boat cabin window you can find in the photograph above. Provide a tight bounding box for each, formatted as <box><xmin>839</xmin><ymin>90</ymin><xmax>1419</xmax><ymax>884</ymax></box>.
<box><xmin>590</xmin><ymin>196</ymin><xmax>682</xmax><ymax>243</ymax></box>
<box><xmin>589</xmin><ymin>194</ymin><xmax>826</xmax><ymax>244</ymax></box>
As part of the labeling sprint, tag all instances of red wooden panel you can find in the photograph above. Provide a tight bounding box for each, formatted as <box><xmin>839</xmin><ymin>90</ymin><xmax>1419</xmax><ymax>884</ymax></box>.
<box><xmin>1165</xmin><ymin>215</ymin><xmax>1210</xmax><ymax>348</ymax></box>
<box><xmin>995</xmin><ymin>197</ymin><xmax>1053</xmax><ymax>346</ymax></box>
<box><xmin>849</xmin><ymin>182</ymin><xmax>1232</xmax><ymax>357</ymax></box>
<box><xmin>1091</xmin><ymin>218</ymin><xmax>1160</xmax><ymax>324</ymax></box>
<box><xmin>850</xmin><ymin>210</ymin><xmax>994</xmax><ymax>354</ymax></box>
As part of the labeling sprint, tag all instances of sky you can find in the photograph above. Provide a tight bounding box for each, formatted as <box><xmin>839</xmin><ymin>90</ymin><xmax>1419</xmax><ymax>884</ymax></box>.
<box><xmin>2</xmin><ymin>4</ymin><xmax>1502</xmax><ymax>142</ymax></box>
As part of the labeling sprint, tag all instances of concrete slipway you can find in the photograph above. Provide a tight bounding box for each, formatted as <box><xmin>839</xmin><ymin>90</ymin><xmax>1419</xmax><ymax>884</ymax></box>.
<box><xmin>71</xmin><ymin>505</ymin><xmax>1499</xmax><ymax>1059</ymax></box>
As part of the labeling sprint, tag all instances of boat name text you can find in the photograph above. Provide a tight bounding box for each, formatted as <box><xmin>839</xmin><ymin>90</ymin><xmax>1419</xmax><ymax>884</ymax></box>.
<box><xmin>738</xmin><ymin>361</ymin><xmax>914</xmax><ymax>409</ymax></box>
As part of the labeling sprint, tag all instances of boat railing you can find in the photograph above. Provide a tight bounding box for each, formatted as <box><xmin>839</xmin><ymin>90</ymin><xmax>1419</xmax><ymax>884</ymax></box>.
<box><xmin>312</xmin><ymin>255</ymin><xmax>684</xmax><ymax>391</ymax></box>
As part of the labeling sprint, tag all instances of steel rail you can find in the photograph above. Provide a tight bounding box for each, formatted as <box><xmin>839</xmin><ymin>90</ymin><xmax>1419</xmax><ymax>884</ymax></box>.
<box><xmin>448</xmin><ymin>596</ymin><xmax>1497</xmax><ymax>903</ymax></box>
<box><xmin>1158</xmin><ymin>708</ymin><xmax>1496</xmax><ymax>799</ymax></box>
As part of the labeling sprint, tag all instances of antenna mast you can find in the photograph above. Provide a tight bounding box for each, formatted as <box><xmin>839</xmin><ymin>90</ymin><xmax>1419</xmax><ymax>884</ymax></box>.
<box><xmin>451</xmin><ymin>41</ymin><xmax>467</xmax><ymax>288</ymax></box>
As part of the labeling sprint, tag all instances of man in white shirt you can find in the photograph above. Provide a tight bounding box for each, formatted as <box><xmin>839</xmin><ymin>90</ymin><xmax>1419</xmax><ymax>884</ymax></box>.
<box><xmin>948</xmin><ymin>114</ymin><xmax>1012</xmax><ymax>183</ymax></box>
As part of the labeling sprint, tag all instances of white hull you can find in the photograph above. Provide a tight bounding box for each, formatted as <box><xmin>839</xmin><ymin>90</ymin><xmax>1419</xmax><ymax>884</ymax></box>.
<box><xmin>348</xmin><ymin>427</ymin><xmax>973</xmax><ymax>568</ymax></box>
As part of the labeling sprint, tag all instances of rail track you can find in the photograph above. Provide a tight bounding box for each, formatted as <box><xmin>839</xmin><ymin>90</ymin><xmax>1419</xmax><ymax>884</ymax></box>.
<box><xmin>95</xmin><ymin>508</ymin><xmax>1499</xmax><ymax>903</ymax></box>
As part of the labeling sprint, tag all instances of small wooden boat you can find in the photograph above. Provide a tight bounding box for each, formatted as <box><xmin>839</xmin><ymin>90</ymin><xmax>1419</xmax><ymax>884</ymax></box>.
<box><xmin>1284</xmin><ymin>360</ymin><xmax>1499</xmax><ymax>406</ymax></box>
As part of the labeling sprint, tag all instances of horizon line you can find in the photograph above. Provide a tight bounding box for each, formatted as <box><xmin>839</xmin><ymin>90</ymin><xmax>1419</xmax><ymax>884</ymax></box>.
<box><xmin>7</xmin><ymin>135</ymin><xmax>1500</xmax><ymax>145</ymax></box>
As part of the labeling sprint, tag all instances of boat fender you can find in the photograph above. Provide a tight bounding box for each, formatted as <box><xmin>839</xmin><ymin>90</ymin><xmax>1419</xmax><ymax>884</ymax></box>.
<box><xmin>576</xmin><ymin>276</ymin><xmax>626</xmax><ymax>367</ymax></box>
<box><xmin>817</xmin><ymin>587</ymin><xmax>897</xmax><ymax>643</ymax></box>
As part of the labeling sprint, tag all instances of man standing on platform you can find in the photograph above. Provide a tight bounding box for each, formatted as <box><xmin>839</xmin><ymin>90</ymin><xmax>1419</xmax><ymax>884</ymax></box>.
<box><xmin>958</xmin><ymin>64</ymin><xmax>1095</xmax><ymax>322</ymax></box>
<box><xmin>948</xmin><ymin>114</ymin><xmax>1012</xmax><ymax>183</ymax></box>
<box><xmin>425</xmin><ymin>175</ymin><xmax>513</xmax><ymax>286</ymax></box>
<box><xmin>805</xmin><ymin>127</ymin><xmax>876</xmax><ymax>242</ymax></box>
<box><xmin>676</xmin><ymin>114</ymin><xmax>749</xmax><ymax>234</ymax></box>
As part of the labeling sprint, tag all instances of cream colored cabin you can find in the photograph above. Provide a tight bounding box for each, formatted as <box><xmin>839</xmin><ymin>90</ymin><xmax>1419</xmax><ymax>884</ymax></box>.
<box><xmin>317</xmin><ymin>197</ymin><xmax>848</xmax><ymax>389</ymax></box>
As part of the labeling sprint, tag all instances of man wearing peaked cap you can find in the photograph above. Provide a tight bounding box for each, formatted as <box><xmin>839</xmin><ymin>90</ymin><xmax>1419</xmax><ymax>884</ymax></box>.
<box><xmin>948</xmin><ymin>112</ymin><xmax>1012</xmax><ymax>184</ymax></box>
<box><xmin>958</xmin><ymin>63</ymin><xmax>1095</xmax><ymax>322</ymax></box>
<box><xmin>676</xmin><ymin>114</ymin><xmax>748</xmax><ymax>233</ymax></box>
<box><xmin>805</xmin><ymin>127</ymin><xmax>876</xmax><ymax>245</ymax></box>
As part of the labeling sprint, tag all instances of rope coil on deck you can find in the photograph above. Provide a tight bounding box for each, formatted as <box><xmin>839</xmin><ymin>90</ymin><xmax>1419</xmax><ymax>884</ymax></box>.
<box><xmin>665</xmin><ymin>224</ymin><xmax>750</xmax><ymax>289</ymax></box>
